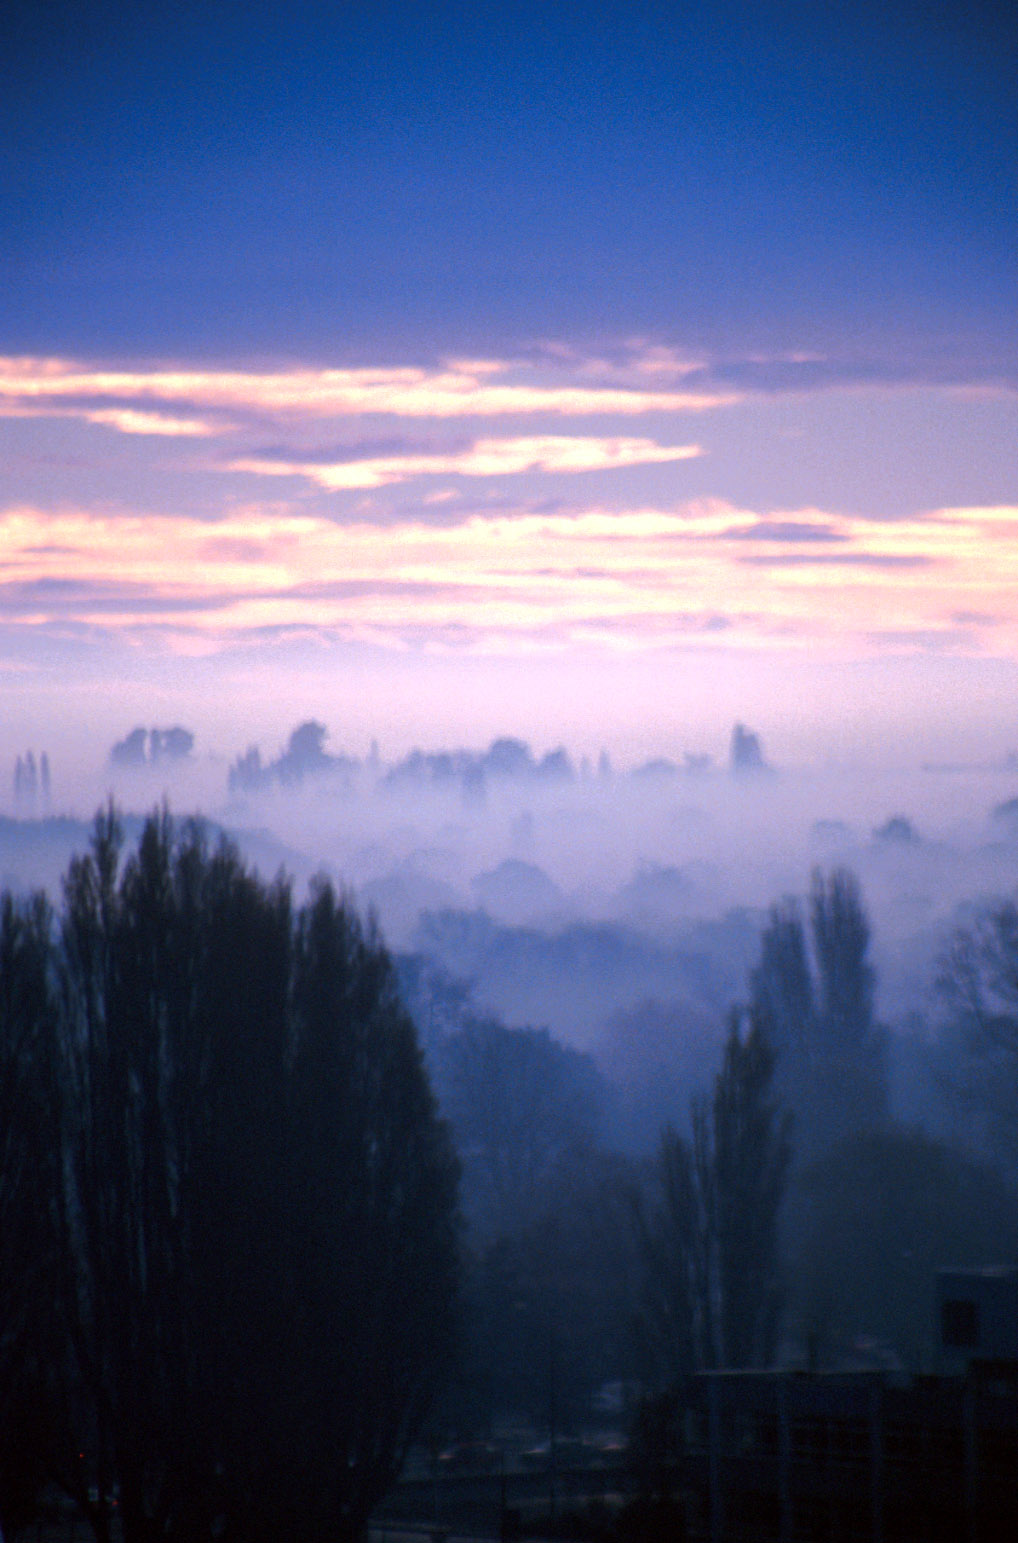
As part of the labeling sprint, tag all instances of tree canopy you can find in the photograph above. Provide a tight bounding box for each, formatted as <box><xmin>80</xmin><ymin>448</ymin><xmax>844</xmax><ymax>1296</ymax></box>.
<box><xmin>938</xmin><ymin>894</ymin><xmax>1018</xmax><ymax>1175</ymax></box>
<box><xmin>0</xmin><ymin>808</ymin><xmax>459</xmax><ymax>1543</ymax></box>
<box><xmin>750</xmin><ymin>867</ymin><xmax>885</xmax><ymax>1159</ymax></box>
<box><xmin>432</xmin><ymin>1016</ymin><xmax>606</xmax><ymax>1238</ymax></box>
<box><xmin>636</xmin><ymin>1013</ymin><xmax>791</xmax><ymax>1378</ymax></box>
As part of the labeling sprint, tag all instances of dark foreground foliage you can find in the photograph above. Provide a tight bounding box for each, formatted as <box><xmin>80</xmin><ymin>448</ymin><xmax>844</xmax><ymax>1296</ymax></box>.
<box><xmin>0</xmin><ymin>807</ymin><xmax>459</xmax><ymax>1543</ymax></box>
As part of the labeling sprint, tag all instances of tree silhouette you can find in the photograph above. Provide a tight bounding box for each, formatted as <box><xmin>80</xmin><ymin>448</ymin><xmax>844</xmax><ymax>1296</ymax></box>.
<box><xmin>636</xmin><ymin>1013</ymin><xmax>791</xmax><ymax>1377</ymax></box>
<box><xmin>433</xmin><ymin>1016</ymin><xmax>605</xmax><ymax>1238</ymax></box>
<box><xmin>711</xmin><ymin>1014</ymin><xmax>792</xmax><ymax>1368</ymax></box>
<box><xmin>636</xmin><ymin>1107</ymin><xmax>712</xmax><ymax>1379</ymax></box>
<box><xmin>938</xmin><ymin>895</ymin><xmax>1018</xmax><ymax>1175</ymax></box>
<box><xmin>0</xmin><ymin>807</ymin><xmax>458</xmax><ymax>1543</ymax></box>
<box><xmin>0</xmin><ymin>891</ymin><xmax>78</xmax><ymax>1537</ymax></box>
<box><xmin>750</xmin><ymin>868</ymin><xmax>885</xmax><ymax>1159</ymax></box>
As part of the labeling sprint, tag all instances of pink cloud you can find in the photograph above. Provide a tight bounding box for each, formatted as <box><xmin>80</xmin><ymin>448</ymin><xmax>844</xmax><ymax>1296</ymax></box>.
<box><xmin>229</xmin><ymin>436</ymin><xmax>703</xmax><ymax>489</ymax></box>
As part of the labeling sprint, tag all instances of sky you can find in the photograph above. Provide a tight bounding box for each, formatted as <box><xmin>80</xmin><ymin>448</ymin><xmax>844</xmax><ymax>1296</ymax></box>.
<box><xmin>2</xmin><ymin>0</ymin><xmax>1017</xmax><ymax>780</ymax></box>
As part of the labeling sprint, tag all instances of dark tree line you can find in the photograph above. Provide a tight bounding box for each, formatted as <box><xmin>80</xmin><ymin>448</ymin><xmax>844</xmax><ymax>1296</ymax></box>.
<box><xmin>400</xmin><ymin>869</ymin><xmax>882</xmax><ymax>1428</ymax></box>
<box><xmin>110</xmin><ymin>727</ymin><xmax>194</xmax><ymax>768</ymax></box>
<box><xmin>630</xmin><ymin>862</ymin><xmax>1018</xmax><ymax>1385</ymax></box>
<box><xmin>630</xmin><ymin>872</ymin><xmax>880</xmax><ymax>1385</ymax></box>
<box><xmin>397</xmin><ymin>863</ymin><xmax>1018</xmax><ymax>1450</ymax></box>
<box><xmin>0</xmin><ymin>808</ymin><xmax>459</xmax><ymax>1543</ymax></box>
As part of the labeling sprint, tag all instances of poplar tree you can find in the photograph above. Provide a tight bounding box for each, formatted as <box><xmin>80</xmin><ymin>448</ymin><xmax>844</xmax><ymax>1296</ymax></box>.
<box><xmin>750</xmin><ymin>868</ymin><xmax>885</xmax><ymax>1159</ymax></box>
<box><xmin>637</xmin><ymin>1013</ymin><xmax>791</xmax><ymax>1376</ymax></box>
<box><xmin>0</xmin><ymin>808</ymin><xmax>459</xmax><ymax>1543</ymax></box>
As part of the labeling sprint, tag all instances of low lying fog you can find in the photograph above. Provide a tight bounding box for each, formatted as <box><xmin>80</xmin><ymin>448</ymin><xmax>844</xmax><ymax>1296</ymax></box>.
<box><xmin>5</xmin><ymin>722</ymin><xmax>1018</xmax><ymax>1065</ymax></box>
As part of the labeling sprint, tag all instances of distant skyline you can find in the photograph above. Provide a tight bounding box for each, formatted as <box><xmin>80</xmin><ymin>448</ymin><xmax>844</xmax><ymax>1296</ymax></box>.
<box><xmin>2</xmin><ymin>1</ymin><xmax>1016</xmax><ymax>774</ymax></box>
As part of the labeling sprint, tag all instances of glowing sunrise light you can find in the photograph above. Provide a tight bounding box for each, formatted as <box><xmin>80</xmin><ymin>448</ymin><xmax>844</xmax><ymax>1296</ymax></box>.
<box><xmin>2</xmin><ymin>500</ymin><xmax>1016</xmax><ymax>659</ymax></box>
<box><xmin>229</xmin><ymin>437</ymin><xmax>703</xmax><ymax>489</ymax></box>
<box><xmin>0</xmin><ymin>357</ymin><xmax>737</xmax><ymax>427</ymax></box>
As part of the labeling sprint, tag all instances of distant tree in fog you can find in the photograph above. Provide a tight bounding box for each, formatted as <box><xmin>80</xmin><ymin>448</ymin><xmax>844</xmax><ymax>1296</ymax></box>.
<box><xmin>13</xmin><ymin>751</ymin><xmax>50</xmax><ymax>811</ymax></box>
<box><xmin>483</xmin><ymin>737</ymin><xmax>534</xmax><ymax>777</ymax></box>
<box><xmin>873</xmin><ymin>814</ymin><xmax>919</xmax><ymax>845</ymax></box>
<box><xmin>110</xmin><ymin>726</ymin><xmax>149</xmax><ymax>768</ymax></box>
<box><xmin>711</xmin><ymin>1014</ymin><xmax>792</xmax><ymax>1368</ymax></box>
<box><xmin>729</xmin><ymin>722</ymin><xmax>767</xmax><ymax>773</ymax></box>
<box><xmin>277</xmin><ymin>718</ymin><xmax>331</xmax><ymax>781</ymax></box>
<box><xmin>636</xmin><ymin>1105</ymin><xmax>711</xmax><ymax>1379</ymax></box>
<box><xmin>461</xmin><ymin>1146</ymin><xmax>641</xmax><ymax>1433</ymax></box>
<box><xmin>750</xmin><ymin>898</ymin><xmax>814</xmax><ymax>1060</ymax></box>
<box><xmin>597</xmin><ymin>996</ymin><xmax>720</xmax><ymax>1155</ymax></box>
<box><xmin>812</xmin><ymin>867</ymin><xmax>875</xmax><ymax>1050</ymax></box>
<box><xmin>397</xmin><ymin>963</ymin><xmax>643</xmax><ymax>1430</ymax></box>
<box><xmin>382</xmin><ymin>736</ymin><xmax>575</xmax><ymax>803</ymax></box>
<box><xmin>636</xmin><ymin>1013</ymin><xmax>791</xmax><ymax>1377</ymax></box>
<box><xmin>109</xmin><ymin>727</ymin><xmax>193</xmax><ymax>769</ymax></box>
<box><xmin>148</xmin><ymin>727</ymin><xmax>193</xmax><ymax>764</ymax></box>
<box><xmin>228</xmin><ymin>721</ymin><xmax>359</xmax><ymax>793</ymax></box>
<box><xmin>750</xmin><ymin>868</ymin><xmax>885</xmax><ymax>1159</ymax></box>
<box><xmin>938</xmin><ymin>895</ymin><xmax>1018</xmax><ymax>1174</ymax></box>
<box><xmin>536</xmin><ymin>747</ymin><xmax>574</xmax><ymax>780</ymax></box>
<box><xmin>227</xmin><ymin>744</ymin><xmax>264</xmax><ymax>793</ymax></box>
<box><xmin>396</xmin><ymin>953</ymin><xmax>474</xmax><ymax>1056</ymax></box>
<box><xmin>434</xmin><ymin>1017</ymin><xmax>605</xmax><ymax>1238</ymax></box>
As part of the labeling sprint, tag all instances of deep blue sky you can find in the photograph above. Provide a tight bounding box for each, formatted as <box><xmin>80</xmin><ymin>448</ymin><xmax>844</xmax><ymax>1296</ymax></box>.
<box><xmin>3</xmin><ymin>0</ymin><xmax>1015</xmax><ymax>371</ymax></box>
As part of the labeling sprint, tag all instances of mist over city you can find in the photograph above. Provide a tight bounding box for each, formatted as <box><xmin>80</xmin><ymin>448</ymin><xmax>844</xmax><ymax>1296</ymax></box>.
<box><xmin>6</xmin><ymin>712</ymin><xmax>1018</xmax><ymax>1142</ymax></box>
